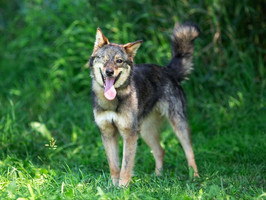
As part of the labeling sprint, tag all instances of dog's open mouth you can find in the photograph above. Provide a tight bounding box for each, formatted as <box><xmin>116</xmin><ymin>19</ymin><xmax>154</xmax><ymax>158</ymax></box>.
<box><xmin>100</xmin><ymin>69</ymin><xmax>122</xmax><ymax>101</ymax></box>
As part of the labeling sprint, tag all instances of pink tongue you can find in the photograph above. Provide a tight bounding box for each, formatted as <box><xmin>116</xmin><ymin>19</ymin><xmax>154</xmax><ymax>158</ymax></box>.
<box><xmin>104</xmin><ymin>77</ymin><xmax>117</xmax><ymax>100</ymax></box>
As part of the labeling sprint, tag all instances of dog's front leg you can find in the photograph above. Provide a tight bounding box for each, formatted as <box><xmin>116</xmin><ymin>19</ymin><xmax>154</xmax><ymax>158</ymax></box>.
<box><xmin>99</xmin><ymin>123</ymin><xmax>120</xmax><ymax>186</ymax></box>
<box><xmin>119</xmin><ymin>132</ymin><xmax>138</xmax><ymax>187</ymax></box>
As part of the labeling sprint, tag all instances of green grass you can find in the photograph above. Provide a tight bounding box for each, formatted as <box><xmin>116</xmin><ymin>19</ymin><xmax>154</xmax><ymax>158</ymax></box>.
<box><xmin>0</xmin><ymin>0</ymin><xmax>265</xmax><ymax>199</ymax></box>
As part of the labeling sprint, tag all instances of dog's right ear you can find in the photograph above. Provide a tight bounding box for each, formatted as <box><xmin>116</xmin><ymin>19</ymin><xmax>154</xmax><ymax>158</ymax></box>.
<box><xmin>92</xmin><ymin>27</ymin><xmax>109</xmax><ymax>55</ymax></box>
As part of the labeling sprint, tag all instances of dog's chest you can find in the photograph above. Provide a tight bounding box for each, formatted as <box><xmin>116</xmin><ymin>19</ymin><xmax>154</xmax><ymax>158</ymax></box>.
<box><xmin>94</xmin><ymin>110</ymin><xmax>133</xmax><ymax>133</ymax></box>
<box><xmin>92</xmin><ymin>81</ymin><xmax>138</xmax><ymax>133</ymax></box>
<box><xmin>93</xmin><ymin>94</ymin><xmax>133</xmax><ymax>132</ymax></box>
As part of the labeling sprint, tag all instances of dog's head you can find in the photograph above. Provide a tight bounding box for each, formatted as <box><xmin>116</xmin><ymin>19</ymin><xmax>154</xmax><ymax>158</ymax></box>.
<box><xmin>89</xmin><ymin>28</ymin><xmax>142</xmax><ymax>101</ymax></box>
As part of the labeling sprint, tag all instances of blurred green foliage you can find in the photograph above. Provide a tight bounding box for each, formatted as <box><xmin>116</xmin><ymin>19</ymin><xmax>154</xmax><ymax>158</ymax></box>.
<box><xmin>0</xmin><ymin>0</ymin><xmax>265</xmax><ymax>118</ymax></box>
<box><xmin>0</xmin><ymin>0</ymin><xmax>265</xmax><ymax>199</ymax></box>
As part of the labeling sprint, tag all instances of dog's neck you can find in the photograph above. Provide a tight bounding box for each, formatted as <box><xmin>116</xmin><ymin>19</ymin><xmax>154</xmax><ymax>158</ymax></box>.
<box><xmin>92</xmin><ymin>79</ymin><xmax>133</xmax><ymax>111</ymax></box>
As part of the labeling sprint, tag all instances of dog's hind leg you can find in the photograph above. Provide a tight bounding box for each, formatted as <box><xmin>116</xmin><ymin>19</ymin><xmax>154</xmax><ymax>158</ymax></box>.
<box><xmin>168</xmin><ymin>110</ymin><xmax>199</xmax><ymax>177</ymax></box>
<box><xmin>100</xmin><ymin>123</ymin><xmax>120</xmax><ymax>185</ymax></box>
<box><xmin>140</xmin><ymin>111</ymin><xmax>164</xmax><ymax>176</ymax></box>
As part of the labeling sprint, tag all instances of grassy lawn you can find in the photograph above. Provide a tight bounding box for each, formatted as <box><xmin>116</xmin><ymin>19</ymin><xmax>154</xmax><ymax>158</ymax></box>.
<box><xmin>0</xmin><ymin>0</ymin><xmax>265</xmax><ymax>199</ymax></box>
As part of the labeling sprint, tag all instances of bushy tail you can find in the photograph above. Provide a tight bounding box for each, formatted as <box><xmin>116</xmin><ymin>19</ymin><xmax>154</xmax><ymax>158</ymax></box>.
<box><xmin>167</xmin><ymin>22</ymin><xmax>200</xmax><ymax>82</ymax></box>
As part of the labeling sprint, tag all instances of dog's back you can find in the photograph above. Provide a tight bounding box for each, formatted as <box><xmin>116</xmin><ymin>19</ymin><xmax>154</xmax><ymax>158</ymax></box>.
<box><xmin>132</xmin><ymin>23</ymin><xmax>200</xmax><ymax>121</ymax></box>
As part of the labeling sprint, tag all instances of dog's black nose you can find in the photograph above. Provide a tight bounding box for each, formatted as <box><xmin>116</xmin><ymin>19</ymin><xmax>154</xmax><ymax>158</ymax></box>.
<box><xmin>106</xmin><ymin>68</ymin><xmax>114</xmax><ymax>77</ymax></box>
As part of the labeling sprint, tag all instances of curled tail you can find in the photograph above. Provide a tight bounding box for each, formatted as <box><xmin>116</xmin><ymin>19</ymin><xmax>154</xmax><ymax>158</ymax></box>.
<box><xmin>167</xmin><ymin>22</ymin><xmax>200</xmax><ymax>82</ymax></box>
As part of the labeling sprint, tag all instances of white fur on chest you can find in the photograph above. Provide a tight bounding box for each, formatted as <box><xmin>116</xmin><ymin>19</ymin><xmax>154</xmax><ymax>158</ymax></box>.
<box><xmin>94</xmin><ymin>110</ymin><xmax>133</xmax><ymax>133</ymax></box>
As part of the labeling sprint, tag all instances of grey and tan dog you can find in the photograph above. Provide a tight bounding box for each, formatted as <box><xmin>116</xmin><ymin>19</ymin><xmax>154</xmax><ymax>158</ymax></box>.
<box><xmin>89</xmin><ymin>23</ymin><xmax>200</xmax><ymax>187</ymax></box>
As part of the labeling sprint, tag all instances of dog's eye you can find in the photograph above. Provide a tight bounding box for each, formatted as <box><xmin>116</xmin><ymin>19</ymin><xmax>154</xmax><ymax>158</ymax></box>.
<box><xmin>116</xmin><ymin>59</ymin><xmax>123</xmax><ymax>64</ymax></box>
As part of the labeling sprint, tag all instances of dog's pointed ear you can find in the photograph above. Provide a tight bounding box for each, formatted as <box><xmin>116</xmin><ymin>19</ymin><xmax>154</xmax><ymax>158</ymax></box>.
<box><xmin>93</xmin><ymin>27</ymin><xmax>109</xmax><ymax>55</ymax></box>
<box><xmin>123</xmin><ymin>40</ymin><xmax>142</xmax><ymax>61</ymax></box>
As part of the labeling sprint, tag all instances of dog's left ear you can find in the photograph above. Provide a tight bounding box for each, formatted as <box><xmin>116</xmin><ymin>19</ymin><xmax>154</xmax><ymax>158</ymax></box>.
<box><xmin>93</xmin><ymin>27</ymin><xmax>109</xmax><ymax>55</ymax></box>
<box><xmin>123</xmin><ymin>40</ymin><xmax>142</xmax><ymax>61</ymax></box>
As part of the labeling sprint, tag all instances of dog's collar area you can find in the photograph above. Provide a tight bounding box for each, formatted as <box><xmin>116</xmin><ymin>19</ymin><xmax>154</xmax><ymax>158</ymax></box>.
<box><xmin>99</xmin><ymin>68</ymin><xmax>122</xmax><ymax>87</ymax></box>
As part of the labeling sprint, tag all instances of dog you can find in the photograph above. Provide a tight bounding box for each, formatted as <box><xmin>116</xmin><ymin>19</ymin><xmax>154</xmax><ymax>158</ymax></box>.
<box><xmin>88</xmin><ymin>23</ymin><xmax>200</xmax><ymax>187</ymax></box>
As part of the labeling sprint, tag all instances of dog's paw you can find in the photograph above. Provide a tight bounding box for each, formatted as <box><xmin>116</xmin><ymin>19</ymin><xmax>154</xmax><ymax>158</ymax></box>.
<box><xmin>118</xmin><ymin>179</ymin><xmax>130</xmax><ymax>187</ymax></box>
<box><xmin>111</xmin><ymin>177</ymin><xmax>119</xmax><ymax>186</ymax></box>
<box><xmin>194</xmin><ymin>172</ymin><xmax>200</xmax><ymax>178</ymax></box>
<box><xmin>155</xmin><ymin>168</ymin><xmax>163</xmax><ymax>176</ymax></box>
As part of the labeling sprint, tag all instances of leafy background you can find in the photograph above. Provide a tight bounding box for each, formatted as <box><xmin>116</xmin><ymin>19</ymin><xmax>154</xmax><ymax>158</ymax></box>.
<box><xmin>0</xmin><ymin>0</ymin><xmax>265</xmax><ymax>199</ymax></box>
